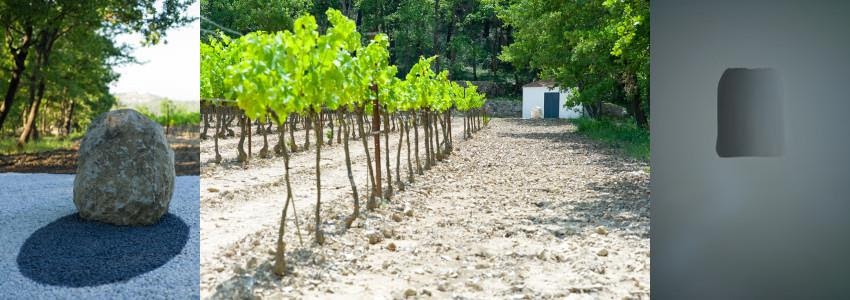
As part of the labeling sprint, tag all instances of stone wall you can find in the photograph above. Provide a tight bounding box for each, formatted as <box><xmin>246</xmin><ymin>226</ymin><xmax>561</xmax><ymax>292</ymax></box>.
<box><xmin>484</xmin><ymin>99</ymin><xmax>523</xmax><ymax>118</ymax></box>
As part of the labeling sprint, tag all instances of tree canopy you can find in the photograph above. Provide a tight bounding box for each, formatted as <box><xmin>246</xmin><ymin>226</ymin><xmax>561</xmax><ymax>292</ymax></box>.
<box><xmin>0</xmin><ymin>0</ymin><xmax>194</xmax><ymax>145</ymax></box>
<box><xmin>199</xmin><ymin>0</ymin><xmax>649</xmax><ymax>127</ymax></box>
<box><xmin>499</xmin><ymin>0</ymin><xmax>649</xmax><ymax>127</ymax></box>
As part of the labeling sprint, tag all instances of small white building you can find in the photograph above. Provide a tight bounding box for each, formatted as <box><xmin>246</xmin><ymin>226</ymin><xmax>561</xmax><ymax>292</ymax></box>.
<box><xmin>521</xmin><ymin>81</ymin><xmax>582</xmax><ymax>119</ymax></box>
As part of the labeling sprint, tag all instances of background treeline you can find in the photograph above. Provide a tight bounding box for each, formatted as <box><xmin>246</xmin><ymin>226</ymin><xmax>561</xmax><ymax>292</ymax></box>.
<box><xmin>0</xmin><ymin>0</ymin><xmax>193</xmax><ymax>149</ymax></box>
<box><xmin>201</xmin><ymin>0</ymin><xmax>648</xmax><ymax>127</ymax></box>
<box><xmin>135</xmin><ymin>100</ymin><xmax>201</xmax><ymax>135</ymax></box>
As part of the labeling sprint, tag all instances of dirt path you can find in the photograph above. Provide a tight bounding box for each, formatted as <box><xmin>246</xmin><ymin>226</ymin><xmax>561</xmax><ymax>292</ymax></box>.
<box><xmin>201</xmin><ymin>119</ymin><xmax>649</xmax><ymax>299</ymax></box>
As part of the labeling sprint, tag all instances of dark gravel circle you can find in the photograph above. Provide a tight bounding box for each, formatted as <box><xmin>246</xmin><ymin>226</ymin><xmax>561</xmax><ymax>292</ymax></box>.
<box><xmin>16</xmin><ymin>213</ymin><xmax>189</xmax><ymax>287</ymax></box>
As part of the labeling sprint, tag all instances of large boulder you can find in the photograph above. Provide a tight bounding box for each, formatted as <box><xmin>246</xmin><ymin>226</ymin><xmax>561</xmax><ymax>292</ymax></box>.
<box><xmin>600</xmin><ymin>102</ymin><xmax>628</xmax><ymax>118</ymax></box>
<box><xmin>73</xmin><ymin>109</ymin><xmax>175</xmax><ymax>226</ymax></box>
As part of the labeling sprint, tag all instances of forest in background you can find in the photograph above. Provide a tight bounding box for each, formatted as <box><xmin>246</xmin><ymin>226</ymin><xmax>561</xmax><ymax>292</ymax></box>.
<box><xmin>0</xmin><ymin>0</ymin><xmax>194</xmax><ymax>150</ymax></box>
<box><xmin>201</xmin><ymin>0</ymin><xmax>648</xmax><ymax>128</ymax></box>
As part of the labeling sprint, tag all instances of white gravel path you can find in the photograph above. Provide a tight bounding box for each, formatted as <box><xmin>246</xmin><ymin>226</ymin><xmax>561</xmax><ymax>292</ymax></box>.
<box><xmin>0</xmin><ymin>173</ymin><xmax>199</xmax><ymax>299</ymax></box>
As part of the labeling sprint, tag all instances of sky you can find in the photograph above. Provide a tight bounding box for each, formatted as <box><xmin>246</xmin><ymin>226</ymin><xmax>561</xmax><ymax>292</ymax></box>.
<box><xmin>109</xmin><ymin>1</ymin><xmax>200</xmax><ymax>101</ymax></box>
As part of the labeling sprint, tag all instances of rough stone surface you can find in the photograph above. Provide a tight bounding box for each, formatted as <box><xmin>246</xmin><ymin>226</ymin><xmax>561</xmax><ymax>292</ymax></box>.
<box><xmin>485</xmin><ymin>100</ymin><xmax>523</xmax><ymax>117</ymax></box>
<box><xmin>73</xmin><ymin>109</ymin><xmax>175</xmax><ymax>226</ymax></box>
<box><xmin>600</xmin><ymin>102</ymin><xmax>628</xmax><ymax>118</ymax></box>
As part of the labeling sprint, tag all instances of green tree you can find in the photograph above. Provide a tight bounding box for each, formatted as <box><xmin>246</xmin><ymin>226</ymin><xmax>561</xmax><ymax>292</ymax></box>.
<box><xmin>200</xmin><ymin>0</ymin><xmax>311</xmax><ymax>39</ymax></box>
<box><xmin>0</xmin><ymin>0</ymin><xmax>192</xmax><ymax>143</ymax></box>
<box><xmin>499</xmin><ymin>0</ymin><xmax>649</xmax><ymax>127</ymax></box>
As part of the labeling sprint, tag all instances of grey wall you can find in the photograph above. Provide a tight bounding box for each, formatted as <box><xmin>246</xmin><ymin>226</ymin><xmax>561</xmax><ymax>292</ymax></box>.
<box><xmin>485</xmin><ymin>100</ymin><xmax>522</xmax><ymax>118</ymax></box>
<box><xmin>651</xmin><ymin>1</ymin><xmax>850</xmax><ymax>298</ymax></box>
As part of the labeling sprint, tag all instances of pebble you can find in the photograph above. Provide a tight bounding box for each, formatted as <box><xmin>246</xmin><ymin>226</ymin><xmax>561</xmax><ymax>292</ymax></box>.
<box><xmin>392</xmin><ymin>213</ymin><xmax>403</xmax><ymax>222</ymax></box>
<box><xmin>382</xmin><ymin>227</ymin><xmax>395</xmax><ymax>239</ymax></box>
<box><xmin>404</xmin><ymin>288</ymin><xmax>417</xmax><ymax>297</ymax></box>
<box><xmin>597</xmin><ymin>249</ymin><xmax>609</xmax><ymax>257</ymax></box>
<box><xmin>595</xmin><ymin>226</ymin><xmax>608</xmax><ymax>235</ymax></box>
<box><xmin>367</xmin><ymin>231</ymin><xmax>384</xmax><ymax>244</ymax></box>
<box><xmin>387</xmin><ymin>242</ymin><xmax>397</xmax><ymax>251</ymax></box>
<box><xmin>466</xmin><ymin>281</ymin><xmax>483</xmax><ymax>291</ymax></box>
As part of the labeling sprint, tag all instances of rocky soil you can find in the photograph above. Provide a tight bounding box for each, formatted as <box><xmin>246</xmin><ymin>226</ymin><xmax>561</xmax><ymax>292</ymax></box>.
<box><xmin>200</xmin><ymin>118</ymin><xmax>649</xmax><ymax>299</ymax></box>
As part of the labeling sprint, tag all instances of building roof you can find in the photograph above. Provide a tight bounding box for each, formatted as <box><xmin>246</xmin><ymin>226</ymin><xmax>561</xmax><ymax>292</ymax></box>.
<box><xmin>523</xmin><ymin>80</ymin><xmax>557</xmax><ymax>88</ymax></box>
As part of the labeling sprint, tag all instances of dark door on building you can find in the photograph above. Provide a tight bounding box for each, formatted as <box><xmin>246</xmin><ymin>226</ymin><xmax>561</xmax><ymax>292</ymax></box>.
<box><xmin>544</xmin><ymin>92</ymin><xmax>560</xmax><ymax>118</ymax></box>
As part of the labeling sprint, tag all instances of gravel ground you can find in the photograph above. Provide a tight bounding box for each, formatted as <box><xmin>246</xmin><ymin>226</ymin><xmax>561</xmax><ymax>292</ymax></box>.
<box><xmin>201</xmin><ymin>118</ymin><xmax>649</xmax><ymax>299</ymax></box>
<box><xmin>200</xmin><ymin>119</ymin><xmax>464</xmax><ymax>267</ymax></box>
<box><xmin>0</xmin><ymin>173</ymin><xmax>200</xmax><ymax>299</ymax></box>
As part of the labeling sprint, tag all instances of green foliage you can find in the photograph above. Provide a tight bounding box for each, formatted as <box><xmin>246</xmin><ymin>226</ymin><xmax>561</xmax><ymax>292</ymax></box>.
<box><xmin>137</xmin><ymin>103</ymin><xmax>201</xmax><ymax>127</ymax></box>
<box><xmin>572</xmin><ymin>116</ymin><xmax>649</xmax><ymax>161</ymax></box>
<box><xmin>200</xmin><ymin>0</ymin><xmax>312</xmax><ymax>39</ymax></box>
<box><xmin>0</xmin><ymin>0</ymin><xmax>193</xmax><ymax>139</ymax></box>
<box><xmin>201</xmin><ymin>33</ymin><xmax>239</xmax><ymax>100</ymax></box>
<box><xmin>499</xmin><ymin>0</ymin><xmax>649</xmax><ymax>127</ymax></box>
<box><xmin>202</xmin><ymin>8</ymin><xmax>487</xmax><ymax>122</ymax></box>
<box><xmin>0</xmin><ymin>133</ymin><xmax>83</xmax><ymax>154</ymax></box>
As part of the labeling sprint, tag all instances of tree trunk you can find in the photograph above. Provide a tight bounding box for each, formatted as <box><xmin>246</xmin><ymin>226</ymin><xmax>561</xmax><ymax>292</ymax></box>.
<box><xmin>303</xmin><ymin>115</ymin><xmax>310</xmax><ymax>150</ymax></box>
<box><xmin>313</xmin><ymin>112</ymin><xmax>324</xmax><ymax>245</ymax></box>
<box><xmin>434</xmin><ymin>110</ymin><xmax>442</xmax><ymax>160</ymax></box>
<box><xmin>17</xmin><ymin>28</ymin><xmax>57</xmax><ymax>146</ymax></box>
<box><xmin>413</xmin><ymin>111</ymin><xmax>422</xmax><ymax>175</ymax></box>
<box><xmin>214</xmin><ymin>106</ymin><xmax>222</xmax><ymax>163</ymax></box>
<box><xmin>0</xmin><ymin>27</ymin><xmax>32</xmax><ymax>130</ymax></box>
<box><xmin>237</xmin><ymin>114</ymin><xmax>248</xmax><ymax>163</ymax></box>
<box><xmin>289</xmin><ymin>115</ymin><xmax>298</xmax><ymax>152</ymax></box>
<box><xmin>247</xmin><ymin>117</ymin><xmax>252</xmax><ymax>158</ymax></box>
<box><xmin>342</xmin><ymin>111</ymin><xmax>360</xmax><ymax>229</ymax></box>
<box><xmin>260</xmin><ymin>117</ymin><xmax>270</xmax><ymax>158</ymax></box>
<box><xmin>337</xmin><ymin>112</ymin><xmax>343</xmax><ymax>144</ymax></box>
<box><xmin>326</xmin><ymin>112</ymin><xmax>333</xmax><ymax>146</ymax></box>
<box><xmin>370</xmin><ymin>95</ymin><xmax>382</xmax><ymax>208</ymax></box>
<box><xmin>629</xmin><ymin>74</ymin><xmax>648</xmax><ymax>128</ymax></box>
<box><xmin>274</xmin><ymin>121</ymin><xmax>284</xmax><ymax>155</ymax></box>
<box><xmin>357</xmin><ymin>110</ymin><xmax>377</xmax><ymax>209</ymax></box>
<box><xmin>395</xmin><ymin>114</ymin><xmax>403</xmax><ymax>189</ymax></box>
<box><xmin>422</xmin><ymin>110</ymin><xmax>431</xmax><ymax>169</ymax></box>
<box><xmin>272</xmin><ymin>119</ymin><xmax>303</xmax><ymax>275</ymax></box>
<box><xmin>428</xmin><ymin>111</ymin><xmax>437</xmax><ymax>166</ymax></box>
<box><xmin>445</xmin><ymin>110</ymin><xmax>452</xmax><ymax>153</ymax></box>
<box><xmin>62</xmin><ymin>100</ymin><xmax>75</xmax><ymax>136</ymax></box>
<box><xmin>201</xmin><ymin>106</ymin><xmax>210</xmax><ymax>139</ymax></box>
<box><xmin>383</xmin><ymin>110</ymin><xmax>392</xmax><ymax>199</ymax></box>
<box><xmin>405</xmin><ymin>114</ymin><xmax>414</xmax><ymax>182</ymax></box>
<box><xmin>17</xmin><ymin>76</ymin><xmax>46</xmax><ymax>146</ymax></box>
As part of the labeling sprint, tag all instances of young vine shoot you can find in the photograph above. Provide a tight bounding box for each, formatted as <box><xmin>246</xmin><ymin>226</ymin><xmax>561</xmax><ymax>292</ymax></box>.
<box><xmin>200</xmin><ymin>9</ymin><xmax>487</xmax><ymax>275</ymax></box>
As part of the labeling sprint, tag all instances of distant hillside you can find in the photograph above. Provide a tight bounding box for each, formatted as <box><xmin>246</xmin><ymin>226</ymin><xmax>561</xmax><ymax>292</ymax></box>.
<box><xmin>113</xmin><ymin>92</ymin><xmax>199</xmax><ymax>115</ymax></box>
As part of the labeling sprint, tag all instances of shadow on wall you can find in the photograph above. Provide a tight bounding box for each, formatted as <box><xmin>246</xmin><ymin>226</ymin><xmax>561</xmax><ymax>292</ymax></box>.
<box><xmin>716</xmin><ymin>68</ymin><xmax>784</xmax><ymax>157</ymax></box>
<box><xmin>17</xmin><ymin>213</ymin><xmax>189</xmax><ymax>287</ymax></box>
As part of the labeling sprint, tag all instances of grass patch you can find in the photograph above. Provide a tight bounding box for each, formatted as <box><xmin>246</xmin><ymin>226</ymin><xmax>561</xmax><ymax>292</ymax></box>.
<box><xmin>0</xmin><ymin>133</ymin><xmax>83</xmax><ymax>155</ymax></box>
<box><xmin>571</xmin><ymin>116</ymin><xmax>649</xmax><ymax>161</ymax></box>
